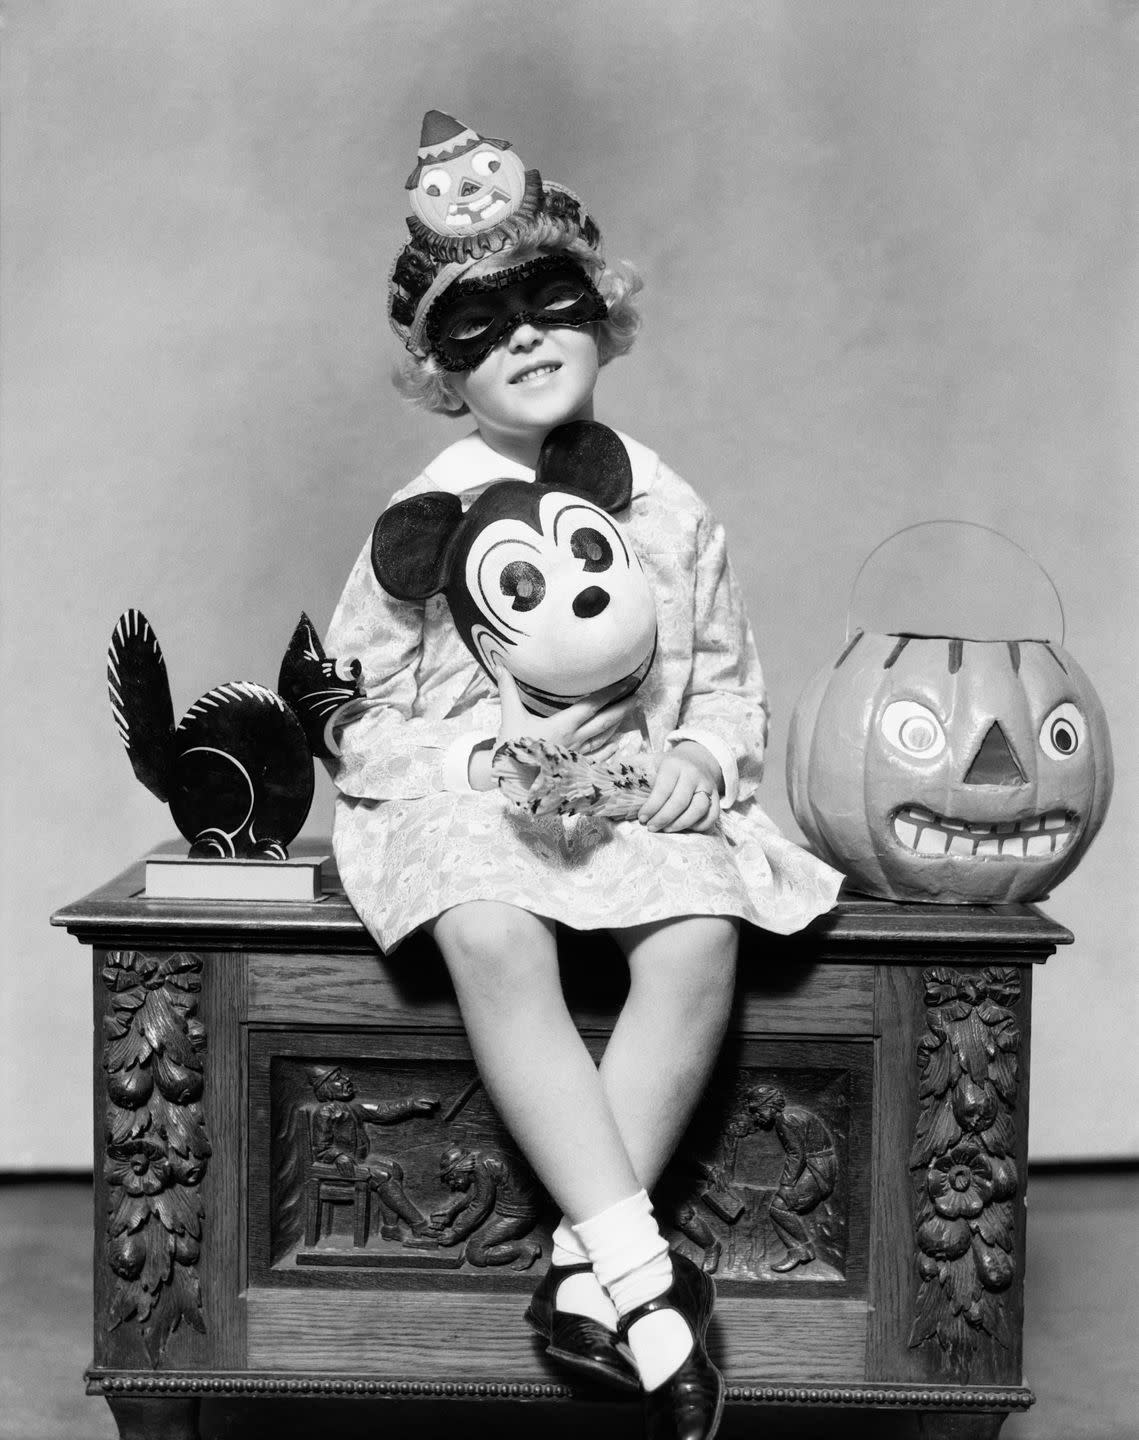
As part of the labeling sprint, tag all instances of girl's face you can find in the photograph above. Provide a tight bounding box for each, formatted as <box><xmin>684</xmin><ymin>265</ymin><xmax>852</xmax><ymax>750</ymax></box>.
<box><xmin>449</xmin><ymin>321</ymin><xmax>600</xmax><ymax>454</ymax></box>
<box><xmin>436</xmin><ymin>256</ymin><xmax>603</xmax><ymax>461</ymax></box>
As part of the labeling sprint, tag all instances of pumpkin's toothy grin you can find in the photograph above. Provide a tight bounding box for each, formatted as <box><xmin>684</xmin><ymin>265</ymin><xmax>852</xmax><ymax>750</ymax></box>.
<box><xmin>446</xmin><ymin>189</ymin><xmax>510</xmax><ymax>228</ymax></box>
<box><xmin>891</xmin><ymin>806</ymin><xmax>1076</xmax><ymax>859</ymax></box>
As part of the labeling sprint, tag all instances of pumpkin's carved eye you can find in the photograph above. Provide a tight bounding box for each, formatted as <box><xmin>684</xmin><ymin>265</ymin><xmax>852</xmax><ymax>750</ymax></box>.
<box><xmin>881</xmin><ymin>700</ymin><xmax>947</xmax><ymax>758</ymax></box>
<box><xmin>470</xmin><ymin>150</ymin><xmax>501</xmax><ymax>177</ymax></box>
<box><xmin>1040</xmin><ymin>702</ymin><xmax>1086</xmax><ymax>760</ymax></box>
<box><xmin>421</xmin><ymin>167</ymin><xmax>452</xmax><ymax>198</ymax></box>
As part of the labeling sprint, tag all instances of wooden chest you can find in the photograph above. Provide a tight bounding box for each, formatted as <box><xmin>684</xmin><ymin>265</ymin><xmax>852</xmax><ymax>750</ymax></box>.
<box><xmin>52</xmin><ymin>854</ymin><xmax>1071</xmax><ymax>1439</ymax></box>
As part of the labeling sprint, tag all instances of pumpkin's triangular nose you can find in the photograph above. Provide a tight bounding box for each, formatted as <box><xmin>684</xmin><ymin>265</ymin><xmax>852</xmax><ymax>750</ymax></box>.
<box><xmin>964</xmin><ymin>722</ymin><xmax>1026</xmax><ymax>786</ymax></box>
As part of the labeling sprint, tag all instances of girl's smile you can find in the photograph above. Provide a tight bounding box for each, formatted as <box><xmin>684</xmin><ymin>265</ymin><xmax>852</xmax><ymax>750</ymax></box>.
<box><xmin>449</xmin><ymin>322</ymin><xmax>600</xmax><ymax>467</ymax></box>
<box><xmin>509</xmin><ymin>359</ymin><xmax>562</xmax><ymax>386</ymax></box>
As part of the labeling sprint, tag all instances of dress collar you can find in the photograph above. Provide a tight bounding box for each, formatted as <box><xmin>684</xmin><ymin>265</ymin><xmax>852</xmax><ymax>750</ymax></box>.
<box><xmin>422</xmin><ymin>429</ymin><xmax>656</xmax><ymax>504</ymax></box>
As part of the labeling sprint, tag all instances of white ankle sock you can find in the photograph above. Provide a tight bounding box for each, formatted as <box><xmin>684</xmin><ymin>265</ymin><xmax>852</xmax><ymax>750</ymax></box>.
<box><xmin>551</xmin><ymin>1217</ymin><xmax>589</xmax><ymax>1268</ymax></box>
<box><xmin>572</xmin><ymin>1191</ymin><xmax>671</xmax><ymax>1311</ymax></box>
<box><xmin>548</xmin><ymin>1218</ymin><xmax>618</xmax><ymax>1329</ymax></box>
<box><xmin>572</xmin><ymin>1191</ymin><xmax>694</xmax><ymax>1391</ymax></box>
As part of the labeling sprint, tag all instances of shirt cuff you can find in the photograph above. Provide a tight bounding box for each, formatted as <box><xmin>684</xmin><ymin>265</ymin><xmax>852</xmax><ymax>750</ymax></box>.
<box><xmin>665</xmin><ymin>728</ymin><xmax>740</xmax><ymax>809</ymax></box>
<box><xmin>442</xmin><ymin>732</ymin><xmax>492</xmax><ymax>793</ymax></box>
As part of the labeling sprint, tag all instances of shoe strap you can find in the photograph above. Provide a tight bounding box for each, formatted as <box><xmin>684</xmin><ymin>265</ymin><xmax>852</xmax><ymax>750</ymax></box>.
<box><xmin>615</xmin><ymin>1288</ymin><xmax>676</xmax><ymax>1340</ymax></box>
<box><xmin>551</xmin><ymin>1261</ymin><xmax>594</xmax><ymax>1278</ymax></box>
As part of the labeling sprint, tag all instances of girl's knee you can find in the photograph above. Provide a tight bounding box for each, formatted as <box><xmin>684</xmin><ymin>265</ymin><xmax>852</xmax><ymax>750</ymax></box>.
<box><xmin>628</xmin><ymin>915</ymin><xmax>738</xmax><ymax>1007</ymax></box>
<box><xmin>696</xmin><ymin>915</ymin><xmax>739</xmax><ymax>971</ymax></box>
<box><xmin>431</xmin><ymin>903</ymin><xmax>556</xmax><ymax>994</ymax></box>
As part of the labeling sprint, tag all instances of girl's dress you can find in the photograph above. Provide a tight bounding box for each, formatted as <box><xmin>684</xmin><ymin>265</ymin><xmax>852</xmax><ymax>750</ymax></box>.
<box><xmin>326</xmin><ymin>430</ymin><xmax>842</xmax><ymax>951</ymax></box>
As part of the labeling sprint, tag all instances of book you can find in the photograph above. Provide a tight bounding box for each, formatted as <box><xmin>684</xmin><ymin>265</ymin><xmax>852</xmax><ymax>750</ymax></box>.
<box><xmin>699</xmin><ymin>1180</ymin><xmax>747</xmax><ymax>1224</ymax></box>
<box><xmin>144</xmin><ymin>853</ymin><xmax>328</xmax><ymax>902</ymax></box>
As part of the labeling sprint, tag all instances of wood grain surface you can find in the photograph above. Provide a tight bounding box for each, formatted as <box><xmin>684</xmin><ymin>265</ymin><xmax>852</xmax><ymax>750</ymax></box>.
<box><xmin>246</xmin><ymin>951</ymin><xmax>877</xmax><ymax>1036</ymax></box>
<box><xmin>53</xmin><ymin>854</ymin><xmax>1074</xmax><ymax>958</ymax></box>
<box><xmin>245</xmin><ymin>1289</ymin><xmax>868</xmax><ymax>1382</ymax></box>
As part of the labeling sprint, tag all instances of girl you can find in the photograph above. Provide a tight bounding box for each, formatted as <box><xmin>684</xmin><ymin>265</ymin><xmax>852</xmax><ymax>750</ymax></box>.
<box><xmin>326</xmin><ymin>110</ymin><xmax>842</xmax><ymax>1440</ymax></box>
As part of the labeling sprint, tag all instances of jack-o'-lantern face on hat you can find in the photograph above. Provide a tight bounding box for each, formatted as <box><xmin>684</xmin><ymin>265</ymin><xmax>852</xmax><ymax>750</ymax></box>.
<box><xmin>411</xmin><ymin>145</ymin><xmax>528</xmax><ymax>236</ymax></box>
<box><xmin>406</xmin><ymin>110</ymin><xmax>528</xmax><ymax>238</ymax></box>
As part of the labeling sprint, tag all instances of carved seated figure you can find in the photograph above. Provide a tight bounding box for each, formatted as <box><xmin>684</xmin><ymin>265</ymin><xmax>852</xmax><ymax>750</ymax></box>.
<box><xmin>410</xmin><ymin>1144</ymin><xmax>543</xmax><ymax>1270</ymax></box>
<box><xmin>305</xmin><ymin>1065</ymin><xmax>439</xmax><ymax>1244</ymax></box>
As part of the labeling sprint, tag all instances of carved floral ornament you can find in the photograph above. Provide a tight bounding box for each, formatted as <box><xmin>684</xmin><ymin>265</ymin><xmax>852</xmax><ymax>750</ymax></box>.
<box><xmin>910</xmin><ymin>966</ymin><xmax>1021</xmax><ymax>1363</ymax></box>
<box><xmin>102</xmin><ymin>950</ymin><xmax>211</xmax><ymax>1364</ymax></box>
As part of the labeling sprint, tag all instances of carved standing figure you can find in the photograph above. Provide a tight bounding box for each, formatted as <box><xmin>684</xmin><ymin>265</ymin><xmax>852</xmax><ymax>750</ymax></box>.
<box><xmin>742</xmin><ymin>1084</ymin><xmax>837</xmax><ymax>1272</ymax></box>
<box><xmin>417</xmin><ymin>1144</ymin><xmax>543</xmax><ymax>1270</ymax></box>
<box><xmin>307</xmin><ymin>1066</ymin><xmax>439</xmax><ymax>1240</ymax></box>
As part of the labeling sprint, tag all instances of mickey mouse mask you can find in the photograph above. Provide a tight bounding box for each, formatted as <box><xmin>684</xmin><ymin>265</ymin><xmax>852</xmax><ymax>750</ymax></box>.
<box><xmin>372</xmin><ymin>423</ymin><xmax>658</xmax><ymax>716</ymax></box>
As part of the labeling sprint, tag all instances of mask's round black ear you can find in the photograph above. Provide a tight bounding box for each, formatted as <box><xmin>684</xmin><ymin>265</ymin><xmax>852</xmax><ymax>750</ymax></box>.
<box><xmin>371</xmin><ymin>492</ymin><xmax>464</xmax><ymax>601</ymax></box>
<box><xmin>534</xmin><ymin>421</ymin><xmax>633</xmax><ymax>514</ymax></box>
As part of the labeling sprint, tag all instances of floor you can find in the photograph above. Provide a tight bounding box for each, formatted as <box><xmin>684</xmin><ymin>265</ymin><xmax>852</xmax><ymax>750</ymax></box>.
<box><xmin>1</xmin><ymin>1173</ymin><xmax>1135</xmax><ymax>1440</ymax></box>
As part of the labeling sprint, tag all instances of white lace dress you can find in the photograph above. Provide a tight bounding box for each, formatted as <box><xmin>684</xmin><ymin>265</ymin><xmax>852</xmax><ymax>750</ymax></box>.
<box><xmin>325</xmin><ymin>430</ymin><xmax>842</xmax><ymax>951</ymax></box>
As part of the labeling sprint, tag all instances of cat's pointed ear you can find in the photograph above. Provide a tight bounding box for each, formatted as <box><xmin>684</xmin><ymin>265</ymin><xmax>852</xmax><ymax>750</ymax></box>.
<box><xmin>534</xmin><ymin>421</ymin><xmax>633</xmax><ymax>514</ymax></box>
<box><xmin>371</xmin><ymin>492</ymin><xmax>464</xmax><ymax>601</ymax></box>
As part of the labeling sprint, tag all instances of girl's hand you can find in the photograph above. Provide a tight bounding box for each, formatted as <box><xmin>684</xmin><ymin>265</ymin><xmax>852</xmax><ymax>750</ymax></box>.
<box><xmin>497</xmin><ymin>665</ymin><xmax>636</xmax><ymax>754</ymax></box>
<box><xmin>469</xmin><ymin>665</ymin><xmax>637</xmax><ymax>791</ymax></box>
<box><xmin>637</xmin><ymin>740</ymin><xmax>723</xmax><ymax>833</ymax></box>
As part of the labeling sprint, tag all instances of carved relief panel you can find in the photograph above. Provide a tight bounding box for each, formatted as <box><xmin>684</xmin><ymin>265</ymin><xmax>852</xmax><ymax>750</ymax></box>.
<box><xmin>253</xmin><ymin>1037</ymin><xmax>544</xmax><ymax>1277</ymax></box>
<box><xmin>248</xmin><ymin>1034</ymin><xmax>871</xmax><ymax>1295</ymax></box>
<box><xmin>657</xmin><ymin>1041</ymin><xmax>870</xmax><ymax>1287</ymax></box>
<box><xmin>101</xmin><ymin>950</ymin><xmax>210</xmax><ymax>1365</ymax></box>
<box><xmin>908</xmin><ymin>965</ymin><xmax>1026</xmax><ymax>1369</ymax></box>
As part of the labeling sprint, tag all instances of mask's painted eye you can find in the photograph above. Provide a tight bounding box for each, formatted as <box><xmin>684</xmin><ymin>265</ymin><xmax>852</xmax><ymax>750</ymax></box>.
<box><xmin>881</xmin><ymin>700</ymin><xmax>947</xmax><ymax>758</ymax></box>
<box><xmin>570</xmin><ymin>527</ymin><xmax>613</xmax><ymax>573</ymax></box>
<box><xmin>421</xmin><ymin>168</ymin><xmax>452</xmax><ymax>198</ymax></box>
<box><xmin>499</xmin><ymin>560</ymin><xmax>546</xmax><ymax>612</ymax></box>
<box><xmin>470</xmin><ymin>150</ymin><xmax>502</xmax><ymax>177</ymax></box>
<box><xmin>1039</xmin><ymin>702</ymin><xmax>1086</xmax><ymax>759</ymax></box>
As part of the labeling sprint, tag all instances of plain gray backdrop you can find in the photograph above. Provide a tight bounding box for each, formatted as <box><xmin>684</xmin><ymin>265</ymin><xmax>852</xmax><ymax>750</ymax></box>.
<box><xmin>2</xmin><ymin>0</ymin><xmax>1135</xmax><ymax>1167</ymax></box>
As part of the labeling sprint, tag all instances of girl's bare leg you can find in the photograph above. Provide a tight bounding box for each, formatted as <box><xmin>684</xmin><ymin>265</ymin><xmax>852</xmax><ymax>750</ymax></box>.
<box><xmin>429</xmin><ymin>900</ymin><xmax>640</xmax><ymax>1222</ymax></box>
<box><xmin>603</xmin><ymin>915</ymin><xmax>738</xmax><ymax>1190</ymax></box>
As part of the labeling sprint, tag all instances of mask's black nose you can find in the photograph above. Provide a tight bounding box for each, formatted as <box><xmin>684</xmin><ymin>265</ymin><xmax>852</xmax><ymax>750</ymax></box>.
<box><xmin>459</xmin><ymin>179</ymin><xmax>480</xmax><ymax>198</ymax></box>
<box><xmin>573</xmin><ymin>586</ymin><xmax>610</xmax><ymax>619</ymax></box>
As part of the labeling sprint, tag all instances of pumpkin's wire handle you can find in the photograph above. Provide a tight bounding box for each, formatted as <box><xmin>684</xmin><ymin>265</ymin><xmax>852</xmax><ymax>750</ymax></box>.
<box><xmin>844</xmin><ymin>518</ymin><xmax>1066</xmax><ymax>647</ymax></box>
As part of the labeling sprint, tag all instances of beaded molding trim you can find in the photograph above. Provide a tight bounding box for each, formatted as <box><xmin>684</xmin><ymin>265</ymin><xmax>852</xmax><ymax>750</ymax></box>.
<box><xmin>89</xmin><ymin>1372</ymin><xmax>1035</xmax><ymax>1409</ymax></box>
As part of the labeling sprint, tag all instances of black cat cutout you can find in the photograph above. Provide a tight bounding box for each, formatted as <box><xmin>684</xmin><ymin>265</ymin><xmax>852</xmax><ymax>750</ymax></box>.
<box><xmin>107</xmin><ymin>612</ymin><xmax>365</xmax><ymax>859</ymax></box>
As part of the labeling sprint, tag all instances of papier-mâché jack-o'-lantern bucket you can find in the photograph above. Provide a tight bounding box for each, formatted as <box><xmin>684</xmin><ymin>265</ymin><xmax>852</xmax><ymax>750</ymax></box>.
<box><xmin>785</xmin><ymin>523</ymin><xmax>1113</xmax><ymax>904</ymax></box>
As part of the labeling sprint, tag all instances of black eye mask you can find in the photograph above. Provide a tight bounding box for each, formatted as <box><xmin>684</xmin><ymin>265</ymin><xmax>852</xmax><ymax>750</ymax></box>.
<box><xmin>425</xmin><ymin>256</ymin><xmax>608</xmax><ymax>372</ymax></box>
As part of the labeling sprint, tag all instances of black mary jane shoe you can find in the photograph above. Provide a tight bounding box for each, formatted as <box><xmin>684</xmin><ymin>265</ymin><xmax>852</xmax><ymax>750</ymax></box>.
<box><xmin>524</xmin><ymin>1261</ymin><xmax>640</xmax><ymax>1391</ymax></box>
<box><xmin>617</xmin><ymin>1251</ymin><xmax>725</xmax><ymax>1440</ymax></box>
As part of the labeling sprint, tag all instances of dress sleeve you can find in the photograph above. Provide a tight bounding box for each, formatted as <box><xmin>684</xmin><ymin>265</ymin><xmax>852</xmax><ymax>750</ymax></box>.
<box><xmin>323</xmin><ymin>536</ymin><xmax>493</xmax><ymax>801</ymax></box>
<box><xmin>670</xmin><ymin>504</ymin><xmax>769</xmax><ymax>806</ymax></box>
